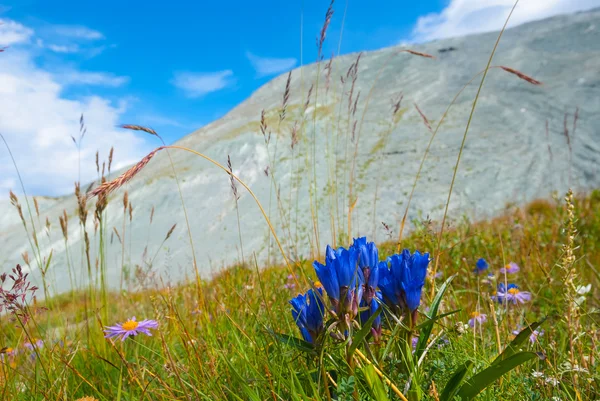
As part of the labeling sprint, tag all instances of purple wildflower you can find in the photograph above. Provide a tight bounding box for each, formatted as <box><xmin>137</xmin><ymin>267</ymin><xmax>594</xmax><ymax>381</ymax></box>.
<box><xmin>104</xmin><ymin>317</ymin><xmax>158</xmax><ymax>341</ymax></box>
<box><xmin>284</xmin><ymin>274</ymin><xmax>296</xmax><ymax>290</ymax></box>
<box><xmin>513</xmin><ymin>328</ymin><xmax>544</xmax><ymax>344</ymax></box>
<box><xmin>468</xmin><ymin>311</ymin><xmax>487</xmax><ymax>327</ymax></box>
<box><xmin>411</xmin><ymin>336</ymin><xmax>419</xmax><ymax>353</ymax></box>
<box><xmin>492</xmin><ymin>283</ymin><xmax>531</xmax><ymax>304</ymax></box>
<box><xmin>499</xmin><ymin>262</ymin><xmax>520</xmax><ymax>274</ymax></box>
<box><xmin>24</xmin><ymin>339</ymin><xmax>44</xmax><ymax>350</ymax></box>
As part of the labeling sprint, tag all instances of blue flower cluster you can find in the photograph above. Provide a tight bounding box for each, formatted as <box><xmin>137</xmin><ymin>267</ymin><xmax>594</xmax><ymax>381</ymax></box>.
<box><xmin>290</xmin><ymin>237</ymin><xmax>431</xmax><ymax>344</ymax></box>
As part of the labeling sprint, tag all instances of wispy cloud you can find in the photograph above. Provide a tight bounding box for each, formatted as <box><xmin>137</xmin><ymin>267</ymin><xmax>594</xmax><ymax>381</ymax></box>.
<box><xmin>58</xmin><ymin>70</ymin><xmax>130</xmax><ymax>87</ymax></box>
<box><xmin>171</xmin><ymin>70</ymin><xmax>235</xmax><ymax>98</ymax></box>
<box><xmin>411</xmin><ymin>0</ymin><xmax>600</xmax><ymax>42</ymax></box>
<box><xmin>246</xmin><ymin>51</ymin><xmax>296</xmax><ymax>77</ymax></box>
<box><xmin>0</xmin><ymin>18</ymin><xmax>34</xmax><ymax>46</ymax></box>
<box><xmin>47</xmin><ymin>43</ymin><xmax>80</xmax><ymax>53</ymax></box>
<box><xmin>51</xmin><ymin>24</ymin><xmax>104</xmax><ymax>40</ymax></box>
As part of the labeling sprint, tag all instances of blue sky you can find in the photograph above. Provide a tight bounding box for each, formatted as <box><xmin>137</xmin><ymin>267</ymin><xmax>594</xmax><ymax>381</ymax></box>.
<box><xmin>2</xmin><ymin>0</ymin><xmax>445</xmax><ymax>141</ymax></box>
<box><xmin>1</xmin><ymin>0</ymin><xmax>598</xmax><ymax>195</ymax></box>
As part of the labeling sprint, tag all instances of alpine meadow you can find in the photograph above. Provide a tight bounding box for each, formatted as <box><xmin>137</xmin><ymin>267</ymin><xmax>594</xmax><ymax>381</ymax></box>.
<box><xmin>0</xmin><ymin>2</ymin><xmax>599</xmax><ymax>401</ymax></box>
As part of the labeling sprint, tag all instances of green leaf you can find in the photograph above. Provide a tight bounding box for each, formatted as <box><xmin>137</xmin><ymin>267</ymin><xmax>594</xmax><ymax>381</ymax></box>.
<box><xmin>348</xmin><ymin>307</ymin><xmax>382</xmax><ymax>360</ymax></box>
<box><xmin>492</xmin><ymin>320</ymin><xmax>544</xmax><ymax>364</ymax></box>
<box><xmin>415</xmin><ymin>274</ymin><xmax>456</xmax><ymax>359</ymax></box>
<box><xmin>456</xmin><ymin>352</ymin><xmax>541</xmax><ymax>400</ymax></box>
<box><xmin>268</xmin><ymin>330</ymin><xmax>315</xmax><ymax>354</ymax></box>
<box><xmin>415</xmin><ymin>309</ymin><xmax>461</xmax><ymax>330</ymax></box>
<box><xmin>362</xmin><ymin>365</ymin><xmax>390</xmax><ymax>401</ymax></box>
<box><xmin>440</xmin><ymin>361</ymin><xmax>473</xmax><ymax>401</ymax></box>
<box><xmin>43</xmin><ymin>250</ymin><xmax>53</xmax><ymax>274</ymax></box>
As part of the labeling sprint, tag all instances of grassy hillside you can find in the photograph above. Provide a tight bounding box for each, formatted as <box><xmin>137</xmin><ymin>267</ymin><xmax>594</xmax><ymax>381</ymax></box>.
<box><xmin>1</xmin><ymin>190</ymin><xmax>599</xmax><ymax>400</ymax></box>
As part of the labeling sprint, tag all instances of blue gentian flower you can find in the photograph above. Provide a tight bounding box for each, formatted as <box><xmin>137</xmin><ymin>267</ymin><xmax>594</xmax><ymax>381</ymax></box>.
<box><xmin>314</xmin><ymin>245</ymin><xmax>363</xmax><ymax>316</ymax></box>
<box><xmin>351</xmin><ymin>237</ymin><xmax>384</xmax><ymax>303</ymax></box>
<box><xmin>360</xmin><ymin>291</ymin><xmax>383</xmax><ymax>340</ymax></box>
<box><xmin>290</xmin><ymin>288</ymin><xmax>325</xmax><ymax>344</ymax></box>
<box><xmin>474</xmin><ymin>258</ymin><xmax>489</xmax><ymax>273</ymax></box>
<box><xmin>379</xmin><ymin>249</ymin><xmax>430</xmax><ymax>312</ymax></box>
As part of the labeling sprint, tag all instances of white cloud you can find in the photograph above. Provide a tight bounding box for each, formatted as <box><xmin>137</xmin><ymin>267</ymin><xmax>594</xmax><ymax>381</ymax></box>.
<box><xmin>57</xmin><ymin>70</ymin><xmax>130</xmax><ymax>87</ymax></box>
<box><xmin>412</xmin><ymin>0</ymin><xmax>600</xmax><ymax>42</ymax></box>
<box><xmin>51</xmin><ymin>25</ymin><xmax>104</xmax><ymax>40</ymax></box>
<box><xmin>246</xmin><ymin>51</ymin><xmax>296</xmax><ymax>77</ymax></box>
<box><xmin>0</xmin><ymin>18</ymin><xmax>34</xmax><ymax>46</ymax></box>
<box><xmin>171</xmin><ymin>70</ymin><xmax>235</xmax><ymax>98</ymax></box>
<box><xmin>0</xmin><ymin>20</ymin><xmax>150</xmax><ymax>197</ymax></box>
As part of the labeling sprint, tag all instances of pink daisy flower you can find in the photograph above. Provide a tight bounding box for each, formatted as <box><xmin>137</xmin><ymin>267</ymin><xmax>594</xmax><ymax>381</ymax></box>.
<box><xmin>468</xmin><ymin>311</ymin><xmax>487</xmax><ymax>327</ymax></box>
<box><xmin>104</xmin><ymin>317</ymin><xmax>158</xmax><ymax>341</ymax></box>
<box><xmin>499</xmin><ymin>262</ymin><xmax>520</xmax><ymax>274</ymax></box>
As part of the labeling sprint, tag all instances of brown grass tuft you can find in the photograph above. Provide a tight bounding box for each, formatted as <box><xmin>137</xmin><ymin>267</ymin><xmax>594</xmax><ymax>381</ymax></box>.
<box><xmin>498</xmin><ymin>66</ymin><xmax>542</xmax><ymax>85</ymax></box>
<box><xmin>88</xmin><ymin>147</ymin><xmax>164</xmax><ymax>201</ymax></box>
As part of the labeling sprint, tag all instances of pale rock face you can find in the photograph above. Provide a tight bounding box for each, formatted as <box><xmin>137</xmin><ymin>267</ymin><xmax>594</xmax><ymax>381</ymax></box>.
<box><xmin>2</xmin><ymin>9</ymin><xmax>600</xmax><ymax>295</ymax></box>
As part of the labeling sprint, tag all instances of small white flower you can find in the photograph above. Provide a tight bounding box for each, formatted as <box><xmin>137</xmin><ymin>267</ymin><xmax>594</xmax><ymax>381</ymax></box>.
<box><xmin>551</xmin><ymin>397</ymin><xmax>561</xmax><ymax>401</ymax></box>
<box><xmin>531</xmin><ymin>371</ymin><xmax>544</xmax><ymax>378</ymax></box>
<box><xmin>576</xmin><ymin>284</ymin><xmax>591</xmax><ymax>295</ymax></box>
<box><xmin>545</xmin><ymin>377</ymin><xmax>560</xmax><ymax>387</ymax></box>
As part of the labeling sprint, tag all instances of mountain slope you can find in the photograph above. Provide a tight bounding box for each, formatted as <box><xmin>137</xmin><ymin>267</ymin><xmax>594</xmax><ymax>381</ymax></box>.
<box><xmin>1</xmin><ymin>9</ymin><xmax>599</xmax><ymax>294</ymax></box>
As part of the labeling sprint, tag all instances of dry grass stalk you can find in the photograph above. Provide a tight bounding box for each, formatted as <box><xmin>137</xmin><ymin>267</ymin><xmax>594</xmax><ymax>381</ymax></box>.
<box><xmin>563</xmin><ymin>112</ymin><xmax>572</xmax><ymax>153</ymax></box>
<box><xmin>317</xmin><ymin>0</ymin><xmax>334</xmax><ymax>59</ymax></box>
<box><xmin>123</xmin><ymin>191</ymin><xmax>129</xmax><ymax>212</ymax></box>
<box><xmin>227</xmin><ymin>155</ymin><xmax>239</xmax><ymax>201</ymax></box>
<box><xmin>347</xmin><ymin>53</ymin><xmax>362</xmax><ymax>114</ymax></box>
<box><xmin>95</xmin><ymin>151</ymin><xmax>99</xmax><ymax>174</ymax></box>
<box><xmin>165</xmin><ymin>224</ymin><xmax>177</xmax><ymax>241</ymax></box>
<box><xmin>304</xmin><ymin>84</ymin><xmax>314</xmax><ymax>112</ymax></box>
<box><xmin>291</xmin><ymin>122</ymin><xmax>299</xmax><ymax>150</ymax></box>
<box><xmin>498</xmin><ymin>66</ymin><xmax>542</xmax><ymax>85</ymax></box>
<box><xmin>108</xmin><ymin>146</ymin><xmax>114</xmax><ymax>173</ymax></box>
<box><xmin>280</xmin><ymin>71</ymin><xmax>292</xmax><ymax>123</ymax></box>
<box><xmin>392</xmin><ymin>93</ymin><xmax>404</xmax><ymax>117</ymax></box>
<box><xmin>22</xmin><ymin>251</ymin><xmax>30</xmax><ymax>266</ymax></box>
<box><xmin>33</xmin><ymin>197</ymin><xmax>40</xmax><ymax>218</ymax></box>
<box><xmin>324</xmin><ymin>54</ymin><xmax>334</xmax><ymax>94</ymax></box>
<box><xmin>150</xmin><ymin>206</ymin><xmax>155</xmax><ymax>225</ymax></box>
<box><xmin>129</xmin><ymin>203</ymin><xmax>133</xmax><ymax>222</ymax></box>
<box><xmin>352</xmin><ymin>92</ymin><xmax>360</xmax><ymax>117</ymax></box>
<box><xmin>88</xmin><ymin>147</ymin><xmax>164</xmax><ymax>201</ymax></box>
<box><xmin>545</xmin><ymin>120</ymin><xmax>553</xmax><ymax>161</ymax></box>
<box><xmin>75</xmin><ymin>182</ymin><xmax>88</xmax><ymax>226</ymax></box>
<box><xmin>59</xmin><ymin>210</ymin><xmax>68</xmax><ymax>240</ymax></box>
<box><xmin>260</xmin><ymin>110</ymin><xmax>270</xmax><ymax>144</ymax></box>
<box><xmin>9</xmin><ymin>191</ymin><xmax>24</xmax><ymax>225</ymax></box>
<box><xmin>414</xmin><ymin>103</ymin><xmax>433</xmax><ymax>133</ymax></box>
<box><xmin>351</xmin><ymin>120</ymin><xmax>358</xmax><ymax>143</ymax></box>
<box><xmin>402</xmin><ymin>49</ymin><xmax>435</xmax><ymax>59</ymax></box>
<box><xmin>112</xmin><ymin>227</ymin><xmax>122</xmax><ymax>244</ymax></box>
<box><xmin>121</xmin><ymin>124</ymin><xmax>158</xmax><ymax>137</ymax></box>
